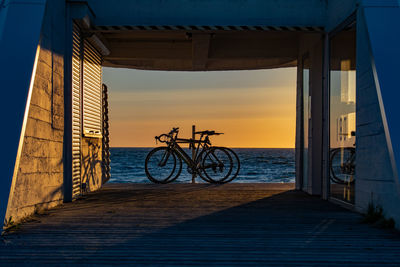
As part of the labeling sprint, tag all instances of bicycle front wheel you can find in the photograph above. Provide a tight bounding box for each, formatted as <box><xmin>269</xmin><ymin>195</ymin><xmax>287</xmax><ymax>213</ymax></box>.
<box><xmin>145</xmin><ymin>147</ymin><xmax>182</xmax><ymax>184</ymax></box>
<box><xmin>201</xmin><ymin>147</ymin><xmax>233</xmax><ymax>183</ymax></box>
<box><xmin>330</xmin><ymin>147</ymin><xmax>355</xmax><ymax>185</ymax></box>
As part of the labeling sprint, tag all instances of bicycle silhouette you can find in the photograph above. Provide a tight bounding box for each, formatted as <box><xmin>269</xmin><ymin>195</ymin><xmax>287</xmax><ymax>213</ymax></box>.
<box><xmin>145</xmin><ymin>127</ymin><xmax>240</xmax><ymax>184</ymax></box>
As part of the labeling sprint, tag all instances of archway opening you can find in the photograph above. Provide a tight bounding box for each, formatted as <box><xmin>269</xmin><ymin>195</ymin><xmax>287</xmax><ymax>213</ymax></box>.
<box><xmin>103</xmin><ymin>68</ymin><xmax>296</xmax><ymax>183</ymax></box>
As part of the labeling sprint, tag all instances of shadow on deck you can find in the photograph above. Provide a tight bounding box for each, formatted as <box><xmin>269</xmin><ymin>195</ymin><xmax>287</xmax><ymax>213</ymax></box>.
<box><xmin>1</xmin><ymin>183</ymin><xmax>400</xmax><ymax>265</ymax></box>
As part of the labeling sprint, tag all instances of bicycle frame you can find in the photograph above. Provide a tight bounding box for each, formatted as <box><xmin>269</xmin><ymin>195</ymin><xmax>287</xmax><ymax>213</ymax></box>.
<box><xmin>167</xmin><ymin>134</ymin><xmax>211</xmax><ymax>169</ymax></box>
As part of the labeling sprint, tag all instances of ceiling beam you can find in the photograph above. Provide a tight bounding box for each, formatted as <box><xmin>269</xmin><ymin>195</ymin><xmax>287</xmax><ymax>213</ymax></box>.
<box><xmin>104</xmin><ymin>37</ymin><xmax>300</xmax><ymax>61</ymax></box>
<box><xmin>191</xmin><ymin>33</ymin><xmax>211</xmax><ymax>70</ymax></box>
<box><xmin>106</xmin><ymin>40</ymin><xmax>192</xmax><ymax>60</ymax></box>
<box><xmin>103</xmin><ymin>57</ymin><xmax>297</xmax><ymax>71</ymax></box>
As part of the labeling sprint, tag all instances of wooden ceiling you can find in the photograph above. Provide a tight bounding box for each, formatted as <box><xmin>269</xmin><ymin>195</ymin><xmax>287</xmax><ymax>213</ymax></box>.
<box><xmin>92</xmin><ymin>30</ymin><xmax>316</xmax><ymax>71</ymax></box>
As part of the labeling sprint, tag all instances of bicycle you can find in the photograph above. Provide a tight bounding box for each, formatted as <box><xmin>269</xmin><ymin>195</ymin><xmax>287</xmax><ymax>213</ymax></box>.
<box><xmin>329</xmin><ymin>146</ymin><xmax>355</xmax><ymax>185</ymax></box>
<box><xmin>145</xmin><ymin>127</ymin><xmax>240</xmax><ymax>184</ymax></box>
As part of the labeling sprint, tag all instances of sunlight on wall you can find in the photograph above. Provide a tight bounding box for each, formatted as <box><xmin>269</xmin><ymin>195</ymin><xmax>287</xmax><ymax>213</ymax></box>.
<box><xmin>103</xmin><ymin>68</ymin><xmax>296</xmax><ymax>148</ymax></box>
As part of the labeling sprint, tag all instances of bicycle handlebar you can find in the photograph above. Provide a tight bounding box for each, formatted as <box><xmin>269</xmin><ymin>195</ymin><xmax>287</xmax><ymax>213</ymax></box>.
<box><xmin>155</xmin><ymin>134</ymin><xmax>169</xmax><ymax>143</ymax></box>
<box><xmin>169</xmin><ymin>127</ymin><xmax>179</xmax><ymax>135</ymax></box>
<box><xmin>155</xmin><ymin>128</ymin><xmax>222</xmax><ymax>144</ymax></box>
<box><xmin>194</xmin><ymin>130</ymin><xmax>223</xmax><ymax>136</ymax></box>
<box><xmin>155</xmin><ymin>128</ymin><xmax>179</xmax><ymax>143</ymax></box>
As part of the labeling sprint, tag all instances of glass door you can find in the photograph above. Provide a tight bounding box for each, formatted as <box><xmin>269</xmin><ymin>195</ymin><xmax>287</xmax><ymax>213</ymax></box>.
<box><xmin>329</xmin><ymin>24</ymin><xmax>356</xmax><ymax>203</ymax></box>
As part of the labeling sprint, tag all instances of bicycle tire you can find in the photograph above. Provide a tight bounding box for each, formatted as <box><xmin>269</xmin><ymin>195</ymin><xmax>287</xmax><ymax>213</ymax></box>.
<box><xmin>330</xmin><ymin>147</ymin><xmax>355</xmax><ymax>185</ymax></box>
<box><xmin>201</xmin><ymin>147</ymin><xmax>233</xmax><ymax>183</ymax></box>
<box><xmin>145</xmin><ymin>147</ymin><xmax>182</xmax><ymax>184</ymax></box>
<box><xmin>218</xmin><ymin>147</ymin><xmax>240</xmax><ymax>183</ymax></box>
<box><xmin>163</xmin><ymin>152</ymin><xmax>183</xmax><ymax>184</ymax></box>
<box><xmin>196</xmin><ymin>148</ymin><xmax>214</xmax><ymax>183</ymax></box>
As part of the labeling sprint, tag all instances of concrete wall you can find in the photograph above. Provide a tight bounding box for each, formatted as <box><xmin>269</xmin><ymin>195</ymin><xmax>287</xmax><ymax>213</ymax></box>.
<box><xmin>0</xmin><ymin>0</ymin><xmax>9</xmax><ymax>37</ymax></box>
<box><xmin>326</xmin><ymin>0</ymin><xmax>357</xmax><ymax>31</ymax></box>
<box><xmin>355</xmin><ymin>7</ymin><xmax>400</xmax><ymax>226</ymax></box>
<box><xmin>0</xmin><ymin>0</ymin><xmax>47</xmax><ymax>225</ymax></box>
<box><xmin>5</xmin><ymin>0</ymin><xmax>104</xmax><ymax>224</ymax></box>
<box><xmin>5</xmin><ymin>0</ymin><xmax>65</xmax><ymax>223</ymax></box>
<box><xmin>81</xmin><ymin>0</ymin><xmax>327</xmax><ymax>27</ymax></box>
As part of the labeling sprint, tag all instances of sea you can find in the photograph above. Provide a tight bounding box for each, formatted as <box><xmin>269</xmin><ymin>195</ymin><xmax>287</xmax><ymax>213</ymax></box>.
<box><xmin>110</xmin><ymin>148</ymin><xmax>295</xmax><ymax>183</ymax></box>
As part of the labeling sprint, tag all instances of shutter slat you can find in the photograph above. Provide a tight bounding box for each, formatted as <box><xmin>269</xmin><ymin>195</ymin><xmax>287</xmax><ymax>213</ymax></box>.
<box><xmin>72</xmin><ymin>23</ymin><xmax>82</xmax><ymax>198</ymax></box>
<box><xmin>83</xmin><ymin>91</ymin><xmax>102</xmax><ymax>103</ymax></box>
<box><xmin>83</xmin><ymin>40</ymin><xmax>102</xmax><ymax>138</ymax></box>
<box><xmin>83</xmin><ymin>100</ymin><xmax>102</xmax><ymax>112</ymax></box>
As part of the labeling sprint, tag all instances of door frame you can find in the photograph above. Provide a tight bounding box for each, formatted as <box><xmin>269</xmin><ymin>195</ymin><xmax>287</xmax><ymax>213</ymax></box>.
<box><xmin>323</xmin><ymin>12</ymin><xmax>357</xmax><ymax>202</ymax></box>
<box><xmin>300</xmin><ymin>53</ymin><xmax>311</xmax><ymax>191</ymax></box>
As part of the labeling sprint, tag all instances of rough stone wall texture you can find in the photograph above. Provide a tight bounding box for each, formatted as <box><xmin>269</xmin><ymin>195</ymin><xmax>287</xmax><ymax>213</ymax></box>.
<box><xmin>5</xmin><ymin>45</ymin><xmax>64</xmax><ymax>222</ymax></box>
<box><xmin>5</xmin><ymin>0</ymin><xmax>104</xmax><ymax>224</ymax></box>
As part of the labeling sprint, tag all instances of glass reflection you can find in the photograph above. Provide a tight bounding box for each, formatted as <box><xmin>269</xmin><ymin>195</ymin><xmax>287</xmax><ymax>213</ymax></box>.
<box><xmin>329</xmin><ymin>26</ymin><xmax>356</xmax><ymax>203</ymax></box>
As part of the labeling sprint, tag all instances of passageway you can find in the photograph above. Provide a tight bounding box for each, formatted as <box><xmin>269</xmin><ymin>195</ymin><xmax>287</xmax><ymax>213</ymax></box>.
<box><xmin>1</xmin><ymin>184</ymin><xmax>400</xmax><ymax>265</ymax></box>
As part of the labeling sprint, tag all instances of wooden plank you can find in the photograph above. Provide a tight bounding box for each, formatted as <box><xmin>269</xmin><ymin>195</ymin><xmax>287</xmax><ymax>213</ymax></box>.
<box><xmin>1</xmin><ymin>183</ymin><xmax>400</xmax><ymax>265</ymax></box>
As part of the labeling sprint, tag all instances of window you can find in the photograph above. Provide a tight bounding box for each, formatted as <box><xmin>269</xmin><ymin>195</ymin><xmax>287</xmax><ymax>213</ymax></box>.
<box><xmin>329</xmin><ymin>24</ymin><xmax>356</xmax><ymax>203</ymax></box>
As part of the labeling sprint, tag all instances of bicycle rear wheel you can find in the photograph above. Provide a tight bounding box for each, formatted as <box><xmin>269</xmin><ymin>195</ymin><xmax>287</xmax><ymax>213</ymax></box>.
<box><xmin>218</xmin><ymin>147</ymin><xmax>240</xmax><ymax>183</ymax></box>
<box><xmin>330</xmin><ymin>147</ymin><xmax>355</xmax><ymax>185</ymax></box>
<box><xmin>196</xmin><ymin>149</ymin><xmax>213</xmax><ymax>183</ymax></box>
<box><xmin>201</xmin><ymin>147</ymin><xmax>233</xmax><ymax>183</ymax></box>
<box><xmin>145</xmin><ymin>147</ymin><xmax>182</xmax><ymax>183</ymax></box>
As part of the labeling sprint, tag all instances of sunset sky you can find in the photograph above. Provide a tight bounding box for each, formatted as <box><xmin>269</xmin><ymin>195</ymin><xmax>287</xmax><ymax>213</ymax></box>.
<box><xmin>103</xmin><ymin>67</ymin><xmax>296</xmax><ymax>148</ymax></box>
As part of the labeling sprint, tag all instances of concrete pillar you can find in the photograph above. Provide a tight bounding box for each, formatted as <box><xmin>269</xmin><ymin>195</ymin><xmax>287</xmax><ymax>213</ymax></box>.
<box><xmin>354</xmin><ymin>1</ymin><xmax>400</xmax><ymax>226</ymax></box>
<box><xmin>309</xmin><ymin>37</ymin><xmax>324</xmax><ymax>196</ymax></box>
<box><xmin>0</xmin><ymin>0</ymin><xmax>46</xmax><ymax>226</ymax></box>
<box><xmin>296</xmin><ymin>34</ymin><xmax>324</xmax><ymax>195</ymax></box>
<box><xmin>361</xmin><ymin>2</ymin><xmax>400</xmax><ymax>187</ymax></box>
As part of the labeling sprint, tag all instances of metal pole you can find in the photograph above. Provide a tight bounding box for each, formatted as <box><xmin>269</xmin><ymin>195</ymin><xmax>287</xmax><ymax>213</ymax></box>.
<box><xmin>192</xmin><ymin>125</ymin><xmax>196</xmax><ymax>184</ymax></box>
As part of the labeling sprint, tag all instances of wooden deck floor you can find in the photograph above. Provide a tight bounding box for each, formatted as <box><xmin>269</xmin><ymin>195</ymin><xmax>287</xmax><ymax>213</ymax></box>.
<box><xmin>1</xmin><ymin>183</ymin><xmax>400</xmax><ymax>266</ymax></box>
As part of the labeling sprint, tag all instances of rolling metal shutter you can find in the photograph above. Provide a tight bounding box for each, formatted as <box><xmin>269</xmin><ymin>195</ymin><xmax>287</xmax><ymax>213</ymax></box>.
<box><xmin>82</xmin><ymin>41</ymin><xmax>102</xmax><ymax>137</ymax></box>
<box><xmin>72</xmin><ymin>24</ymin><xmax>82</xmax><ymax>198</ymax></box>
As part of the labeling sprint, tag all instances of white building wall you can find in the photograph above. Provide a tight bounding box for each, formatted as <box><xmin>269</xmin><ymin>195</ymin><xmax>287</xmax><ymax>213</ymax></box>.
<box><xmin>355</xmin><ymin>8</ymin><xmax>400</xmax><ymax>226</ymax></box>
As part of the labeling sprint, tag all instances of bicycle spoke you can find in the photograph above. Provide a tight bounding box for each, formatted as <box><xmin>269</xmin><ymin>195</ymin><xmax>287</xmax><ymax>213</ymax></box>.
<box><xmin>219</xmin><ymin>147</ymin><xmax>240</xmax><ymax>183</ymax></box>
<box><xmin>201</xmin><ymin>147</ymin><xmax>232</xmax><ymax>183</ymax></box>
<box><xmin>145</xmin><ymin>147</ymin><xmax>181</xmax><ymax>183</ymax></box>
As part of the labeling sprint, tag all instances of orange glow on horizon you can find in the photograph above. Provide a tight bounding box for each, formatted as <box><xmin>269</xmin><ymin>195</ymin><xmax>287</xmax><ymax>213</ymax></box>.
<box><xmin>110</xmin><ymin>118</ymin><xmax>295</xmax><ymax>148</ymax></box>
<box><xmin>104</xmin><ymin>68</ymin><xmax>296</xmax><ymax>148</ymax></box>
